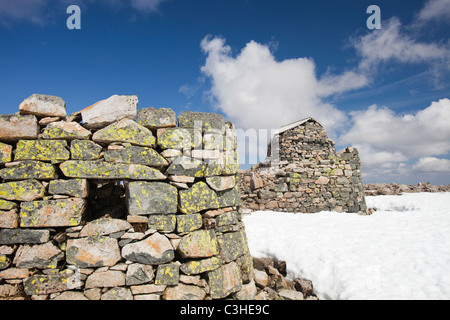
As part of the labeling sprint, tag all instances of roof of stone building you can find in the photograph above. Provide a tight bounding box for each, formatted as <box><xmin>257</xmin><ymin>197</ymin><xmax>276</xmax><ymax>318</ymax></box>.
<box><xmin>277</xmin><ymin>117</ymin><xmax>321</xmax><ymax>135</ymax></box>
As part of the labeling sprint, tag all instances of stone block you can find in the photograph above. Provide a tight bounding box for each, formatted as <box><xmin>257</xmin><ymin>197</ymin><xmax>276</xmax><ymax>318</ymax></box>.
<box><xmin>0</xmin><ymin>114</ymin><xmax>39</xmax><ymax>141</ymax></box>
<box><xmin>147</xmin><ymin>215</ymin><xmax>177</xmax><ymax>233</ymax></box>
<box><xmin>155</xmin><ymin>263</ymin><xmax>180</xmax><ymax>285</ymax></box>
<box><xmin>42</xmin><ymin>121</ymin><xmax>91</xmax><ymax>140</ymax></box>
<box><xmin>92</xmin><ymin>118</ymin><xmax>155</xmax><ymax>147</ymax></box>
<box><xmin>0</xmin><ymin>229</ymin><xmax>50</xmax><ymax>245</ymax></box>
<box><xmin>19</xmin><ymin>94</ymin><xmax>67</xmax><ymax>118</ymax></box>
<box><xmin>104</xmin><ymin>145</ymin><xmax>167</xmax><ymax>167</ymax></box>
<box><xmin>177</xmin><ymin>111</ymin><xmax>226</xmax><ymax>132</ymax></box>
<box><xmin>177</xmin><ymin>214</ymin><xmax>202</xmax><ymax>233</ymax></box>
<box><xmin>14</xmin><ymin>140</ymin><xmax>70</xmax><ymax>162</ymax></box>
<box><xmin>0</xmin><ymin>142</ymin><xmax>12</xmax><ymax>165</ymax></box>
<box><xmin>66</xmin><ymin>236</ymin><xmax>121</xmax><ymax>268</ymax></box>
<box><xmin>0</xmin><ymin>180</ymin><xmax>45</xmax><ymax>202</ymax></box>
<box><xmin>178</xmin><ymin>181</ymin><xmax>220</xmax><ymax>214</ymax></box>
<box><xmin>48</xmin><ymin>179</ymin><xmax>89</xmax><ymax>198</ymax></box>
<box><xmin>136</xmin><ymin>107</ymin><xmax>176</xmax><ymax>129</ymax></box>
<box><xmin>177</xmin><ymin>229</ymin><xmax>219</xmax><ymax>258</ymax></box>
<box><xmin>126</xmin><ymin>181</ymin><xmax>178</xmax><ymax>215</ymax></box>
<box><xmin>0</xmin><ymin>161</ymin><xmax>57</xmax><ymax>180</ymax></box>
<box><xmin>207</xmin><ymin>262</ymin><xmax>242</xmax><ymax>299</ymax></box>
<box><xmin>70</xmin><ymin>140</ymin><xmax>103</xmax><ymax>160</ymax></box>
<box><xmin>121</xmin><ymin>232</ymin><xmax>174</xmax><ymax>265</ymax></box>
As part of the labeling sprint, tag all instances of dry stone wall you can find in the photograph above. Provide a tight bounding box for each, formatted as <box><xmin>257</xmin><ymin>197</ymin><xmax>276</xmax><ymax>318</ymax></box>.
<box><xmin>239</xmin><ymin>119</ymin><xmax>368</xmax><ymax>214</ymax></box>
<box><xmin>0</xmin><ymin>94</ymin><xmax>253</xmax><ymax>300</ymax></box>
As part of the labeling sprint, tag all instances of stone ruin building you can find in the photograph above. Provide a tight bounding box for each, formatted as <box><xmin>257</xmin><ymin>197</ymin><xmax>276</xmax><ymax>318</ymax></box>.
<box><xmin>239</xmin><ymin>117</ymin><xmax>368</xmax><ymax>214</ymax></box>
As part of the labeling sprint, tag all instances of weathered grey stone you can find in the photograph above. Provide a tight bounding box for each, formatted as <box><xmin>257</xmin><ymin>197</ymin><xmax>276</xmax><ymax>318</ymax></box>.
<box><xmin>81</xmin><ymin>94</ymin><xmax>138</xmax><ymax>129</ymax></box>
<box><xmin>177</xmin><ymin>214</ymin><xmax>202</xmax><ymax>233</ymax></box>
<box><xmin>48</xmin><ymin>179</ymin><xmax>89</xmax><ymax>198</ymax></box>
<box><xmin>0</xmin><ymin>229</ymin><xmax>50</xmax><ymax>245</ymax></box>
<box><xmin>180</xmin><ymin>256</ymin><xmax>222</xmax><ymax>275</ymax></box>
<box><xmin>13</xmin><ymin>242</ymin><xmax>63</xmax><ymax>269</ymax></box>
<box><xmin>207</xmin><ymin>262</ymin><xmax>242</xmax><ymax>299</ymax></box>
<box><xmin>24</xmin><ymin>273</ymin><xmax>82</xmax><ymax>295</ymax></box>
<box><xmin>19</xmin><ymin>94</ymin><xmax>66</xmax><ymax>117</ymax></box>
<box><xmin>157</xmin><ymin>128</ymin><xmax>198</xmax><ymax>150</ymax></box>
<box><xmin>0</xmin><ymin>114</ymin><xmax>39</xmax><ymax>141</ymax></box>
<box><xmin>127</xmin><ymin>181</ymin><xmax>178</xmax><ymax>215</ymax></box>
<box><xmin>278</xmin><ymin>289</ymin><xmax>304</xmax><ymax>300</ymax></box>
<box><xmin>155</xmin><ymin>263</ymin><xmax>179</xmax><ymax>286</ymax></box>
<box><xmin>79</xmin><ymin>217</ymin><xmax>132</xmax><ymax>238</ymax></box>
<box><xmin>42</xmin><ymin>121</ymin><xmax>91</xmax><ymax>140</ymax></box>
<box><xmin>0</xmin><ymin>161</ymin><xmax>57</xmax><ymax>181</ymax></box>
<box><xmin>216</xmin><ymin>211</ymin><xmax>239</xmax><ymax>227</ymax></box>
<box><xmin>217</xmin><ymin>231</ymin><xmax>246</xmax><ymax>263</ymax></box>
<box><xmin>101</xmin><ymin>287</ymin><xmax>133</xmax><ymax>300</ymax></box>
<box><xmin>0</xmin><ymin>199</ymin><xmax>17</xmax><ymax>211</ymax></box>
<box><xmin>0</xmin><ymin>254</ymin><xmax>10</xmax><ymax>270</ymax></box>
<box><xmin>178</xmin><ymin>182</ymin><xmax>220</xmax><ymax>214</ymax></box>
<box><xmin>60</xmin><ymin>160</ymin><xmax>166</xmax><ymax>180</ymax></box>
<box><xmin>70</xmin><ymin>140</ymin><xmax>103</xmax><ymax>160</ymax></box>
<box><xmin>136</xmin><ymin>107</ymin><xmax>176</xmax><ymax>129</ymax></box>
<box><xmin>0</xmin><ymin>209</ymin><xmax>18</xmax><ymax>229</ymax></box>
<box><xmin>234</xmin><ymin>279</ymin><xmax>257</xmax><ymax>300</ymax></box>
<box><xmin>166</xmin><ymin>156</ymin><xmax>206</xmax><ymax>177</ymax></box>
<box><xmin>147</xmin><ymin>215</ymin><xmax>176</xmax><ymax>233</ymax></box>
<box><xmin>126</xmin><ymin>264</ymin><xmax>155</xmax><ymax>286</ymax></box>
<box><xmin>52</xmin><ymin>291</ymin><xmax>89</xmax><ymax>300</ymax></box>
<box><xmin>19</xmin><ymin>198</ymin><xmax>87</xmax><ymax>228</ymax></box>
<box><xmin>206</xmin><ymin>175</ymin><xmax>236</xmax><ymax>191</ymax></box>
<box><xmin>0</xmin><ymin>142</ymin><xmax>12</xmax><ymax>165</ymax></box>
<box><xmin>66</xmin><ymin>236</ymin><xmax>121</xmax><ymax>268</ymax></box>
<box><xmin>0</xmin><ymin>180</ymin><xmax>45</xmax><ymax>202</ymax></box>
<box><xmin>177</xmin><ymin>111</ymin><xmax>226</xmax><ymax>132</ymax></box>
<box><xmin>162</xmin><ymin>283</ymin><xmax>206</xmax><ymax>300</ymax></box>
<box><xmin>92</xmin><ymin>118</ymin><xmax>155</xmax><ymax>147</ymax></box>
<box><xmin>14</xmin><ymin>140</ymin><xmax>70</xmax><ymax>162</ymax></box>
<box><xmin>85</xmin><ymin>270</ymin><xmax>126</xmax><ymax>289</ymax></box>
<box><xmin>216</xmin><ymin>185</ymin><xmax>241</xmax><ymax>207</ymax></box>
<box><xmin>121</xmin><ymin>232</ymin><xmax>174</xmax><ymax>265</ymax></box>
<box><xmin>177</xmin><ymin>229</ymin><xmax>219</xmax><ymax>258</ymax></box>
<box><xmin>104</xmin><ymin>145</ymin><xmax>167</xmax><ymax>167</ymax></box>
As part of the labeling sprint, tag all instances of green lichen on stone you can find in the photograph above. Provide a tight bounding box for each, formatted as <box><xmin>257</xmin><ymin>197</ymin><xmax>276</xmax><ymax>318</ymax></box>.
<box><xmin>177</xmin><ymin>229</ymin><xmax>219</xmax><ymax>258</ymax></box>
<box><xmin>177</xmin><ymin>214</ymin><xmax>202</xmax><ymax>233</ymax></box>
<box><xmin>136</xmin><ymin>107</ymin><xmax>177</xmax><ymax>129</ymax></box>
<box><xmin>127</xmin><ymin>181</ymin><xmax>178</xmax><ymax>215</ymax></box>
<box><xmin>0</xmin><ymin>161</ymin><xmax>57</xmax><ymax>180</ymax></box>
<box><xmin>104</xmin><ymin>145</ymin><xmax>167</xmax><ymax>167</ymax></box>
<box><xmin>0</xmin><ymin>254</ymin><xmax>10</xmax><ymax>270</ymax></box>
<box><xmin>0</xmin><ymin>180</ymin><xmax>45</xmax><ymax>202</ymax></box>
<box><xmin>0</xmin><ymin>142</ymin><xmax>12</xmax><ymax>164</ymax></box>
<box><xmin>180</xmin><ymin>256</ymin><xmax>222</xmax><ymax>275</ymax></box>
<box><xmin>14</xmin><ymin>140</ymin><xmax>70</xmax><ymax>162</ymax></box>
<box><xmin>147</xmin><ymin>215</ymin><xmax>177</xmax><ymax>233</ymax></box>
<box><xmin>216</xmin><ymin>185</ymin><xmax>241</xmax><ymax>207</ymax></box>
<box><xmin>217</xmin><ymin>231</ymin><xmax>246</xmax><ymax>263</ymax></box>
<box><xmin>42</xmin><ymin>121</ymin><xmax>91</xmax><ymax>140</ymax></box>
<box><xmin>166</xmin><ymin>156</ymin><xmax>206</xmax><ymax>177</ymax></box>
<box><xmin>207</xmin><ymin>262</ymin><xmax>242</xmax><ymax>299</ymax></box>
<box><xmin>177</xmin><ymin>111</ymin><xmax>226</xmax><ymax>132</ymax></box>
<box><xmin>178</xmin><ymin>182</ymin><xmax>220</xmax><ymax>214</ymax></box>
<box><xmin>157</xmin><ymin>128</ymin><xmax>199</xmax><ymax>150</ymax></box>
<box><xmin>155</xmin><ymin>263</ymin><xmax>179</xmax><ymax>285</ymax></box>
<box><xmin>92</xmin><ymin>118</ymin><xmax>156</xmax><ymax>147</ymax></box>
<box><xmin>48</xmin><ymin>179</ymin><xmax>88</xmax><ymax>198</ymax></box>
<box><xmin>59</xmin><ymin>160</ymin><xmax>166</xmax><ymax>180</ymax></box>
<box><xmin>203</xmin><ymin>161</ymin><xmax>222</xmax><ymax>177</ymax></box>
<box><xmin>70</xmin><ymin>140</ymin><xmax>103</xmax><ymax>160</ymax></box>
<box><xmin>221</xmin><ymin>150</ymin><xmax>240</xmax><ymax>175</ymax></box>
<box><xmin>216</xmin><ymin>211</ymin><xmax>239</xmax><ymax>227</ymax></box>
<box><xmin>0</xmin><ymin>199</ymin><xmax>18</xmax><ymax>210</ymax></box>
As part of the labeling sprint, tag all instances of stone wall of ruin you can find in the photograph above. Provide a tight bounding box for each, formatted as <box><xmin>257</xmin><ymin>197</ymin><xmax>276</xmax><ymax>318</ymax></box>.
<box><xmin>239</xmin><ymin>120</ymin><xmax>367</xmax><ymax>214</ymax></box>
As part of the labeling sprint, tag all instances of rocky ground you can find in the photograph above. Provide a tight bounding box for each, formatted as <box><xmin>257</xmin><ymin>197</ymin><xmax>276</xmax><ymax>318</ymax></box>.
<box><xmin>364</xmin><ymin>182</ymin><xmax>450</xmax><ymax>196</ymax></box>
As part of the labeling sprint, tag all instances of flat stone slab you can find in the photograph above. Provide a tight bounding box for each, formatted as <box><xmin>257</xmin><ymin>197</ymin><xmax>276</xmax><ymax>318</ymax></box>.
<box><xmin>162</xmin><ymin>283</ymin><xmax>206</xmax><ymax>300</ymax></box>
<box><xmin>42</xmin><ymin>121</ymin><xmax>91</xmax><ymax>140</ymax></box>
<box><xmin>92</xmin><ymin>118</ymin><xmax>155</xmax><ymax>147</ymax></box>
<box><xmin>60</xmin><ymin>160</ymin><xmax>166</xmax><ymax>180</ymax></box>
<box><xmin>70</xmin><ymin>140</ymin><xmax>103</xmax><ymax>160</ymax></box>
<box><xmin>0</xmin><ymin>229</ymin><xmax>50</xmax><ymax>245</ymax></box>
<box><xmin>0</xmin><ymin>161</ymin><xmax>57</xmax><ymax>181</ymax></box>
<box><xmin>24</xmin><ymin>273</ymin><xmax>82</xmax><ymax>295</ymax></box>
<box><xmin>79</xmin><ymin>217</ymin><xmax>132</xmax><ymax>237</ymax></box>
<box><xmin>14</xmin><ymin>140</ymin><xmax>70</xmax><ymax>162</ymax></box>
<box><xmin>48</xmin><ymin>179</ymin><xmax>89</xmax><ymax>198</ymax></box>
<box><xmin>19</xmin><ymin>94</ymin><xmax>67</xmax><ymax>118</ymax></box>
<box><xmin>127</xmin><ymin>181</ymin><xmax>178</xmax><ymax>215</ymax></box>
<box><xmin>136</xmin><ymin>107</ymin><xmax>176</xmax><ymax>129</ymax></box>
<box><xmin>13</xmin><ymin>242</ymin><xmax>63</xmax><ymax>269</ymax></box>
<box><xmin>0</xmin><ymin>180</ymin><xmax>45</xmax><ymax>202</ymax></box>
<box><xmin>157</xmin><ymin>128</ymin><xmax>201</xmax><ymax>150</ymax></box>
<box><xmin>206</xmin><ymin>175</ymin><xmax>236</xmax><ymax>191</ymax></box>
<box><xmin>166</xmin><ymin>156</ymin><xmax>206</xmax><ymax>177</ymax></box>
<box><xmin>178</xmin><ymin>182</ymin><xmax>220</xmax><ymax>214</ymax></box>
<box><xmin>66</xmin><ymin>236</ymin><xmax>121</xmax><ymax>268</ymax></box>
<box><xmin>85</xmin><ymin>270</ymin><xmax>126</xmax><ymax>289</ymax></box>
<box><xmin>19</xmin><ymin>198</ymin><xmax>87</xmax><ymax>228</ymax></box>
<box><xmin>177</xmin><ymin>111</ymin><xmax>226</xmax><ymax>132</ymax></box>
<box><xmin>104</xmin><ymin>145</ymin><xmax>167</xmax><ymax>167</ymax></box>
<box><xmin>180</xmin><ymin>256</ymin><xmax>222</xmax><ymax>275</ymax></box>
<box><xmin>207</xmin><ymin>262</ymin><xmax>242</xmax><ymax>299</ymax></box>
<box><xmin>121</xmin><ymin>232</ymin><xmax>174</xmax><ymax>265</ymax></box>
<box><xmin>81</xmin><ymin>94</ymin><xmax>138</xmax><ymax>129</ymax></box>
<box><xmin>177</xmin><ymin>229</ymin><xmax>219</xmax><ymax>258</ymax></box>
<box><xmin>0</xmin><ymin>114</ymin><xmax>39</xmax><ymax>141</ymax></box>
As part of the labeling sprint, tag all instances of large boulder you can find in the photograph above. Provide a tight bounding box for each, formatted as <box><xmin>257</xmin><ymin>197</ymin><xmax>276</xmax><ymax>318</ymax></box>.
<box><xmin>19</xmin><ymin>94</ymin><xmax>67</xmax><ymax>118</ymax></box>
<box><xmin>0</xmin><ymin>114</ymin><xmax>39</xmax><ymax>141</ymax></box>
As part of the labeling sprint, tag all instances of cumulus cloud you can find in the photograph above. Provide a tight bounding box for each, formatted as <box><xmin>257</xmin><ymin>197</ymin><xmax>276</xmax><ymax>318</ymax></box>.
<box><xmin>352</xmin><ymin>17</ymin><xmax>449</xmax><ymax>71</ymax></box>
<box><xmin>416</xmin><ymin>0</ymin><xmax>450</xmax><ymax>23</ymax></box>
<box><xmin>412</xmin><ymin>157</ymin><xmax>450</xmax><ymax>172</ymax></box>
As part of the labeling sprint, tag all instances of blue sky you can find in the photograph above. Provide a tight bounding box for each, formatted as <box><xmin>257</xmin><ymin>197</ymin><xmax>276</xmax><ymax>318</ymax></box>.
<box><xmin>0</xmin><ymin>0</ymin><xmax>449</xmax><ymax>184</ymax></box>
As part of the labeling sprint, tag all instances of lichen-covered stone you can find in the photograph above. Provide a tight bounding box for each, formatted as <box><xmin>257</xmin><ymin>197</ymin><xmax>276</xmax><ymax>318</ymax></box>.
<box><xmin>14</xmin><ymin>140</ymin><xmax>70</xmax><ymax>162</ymax></box>
<box><xmin>0</xmin><ymin>180</ymin><xmax>45</xmax><ymax>202</ymax></box>
<box><xmin>177</xmin><ymin>229</ymin><xmax>219</xmax><ymax>258</ymax></box>
<box><xmin>66</xmin><ymin>236</ymin><xmax>121</xmax><ymax>268</ymax></box>
<box><xmin>0</xmin><ymin>199</ymin><xmax>17</xmax><ymax>210</ymax></box>
<box><xmin>121</xmin><ymin>232</ymin><xmax>174</xmax><ymax>265</ymax></box>
<box><xmin>206</xmin><ymin>175</ymin><xmax>236</xmax><ymax>191</ymax></box>
<box><xmin>155</xmin><ymin>263</ymin><xmax>179</xmax><ymax>285</ymax></box>
<box><xmin>23</xmin><ymin>272</ymin><xmax>82</xmax><ymax>295</ymax></box>
<box><xmin>216</xmin><ymin>211</ymin><xmax>239</xmax><ymax>227</ymax></box>
<box><xmin>104</xmin><ymin>145</ymin><xmax>167</xmax><ymax>167</ymax></box>
<box><xmin>92</xmin><ymin>118</ymin><xmax>155</xmax><ymax>147</ymax></box>
<box><xmin>0</xmin><ymin>255</ymin><xmax>10</xmax><ymax>270</ymax></box>
<box><xmin>101</xmin><ymin>287</ymin><xmax>133</xmax><ymax>300</ymax></box>
<box><xmin>60</xmin><ymin>160</ymin><xmax>166</xmax><ymax>180</ymax></box>
<box><xmin>81</xmin><ymin>94</ymin><xmax>138</xmax><ymax>129</ymax></box>
<box><xmin>177</xmin><ymin>214</ymin><xmax>202</xmax><ymax>233</ymax></box>
<box><xmin>79</xmin><ymin>217</ymin><xmax>132</xmax><ymax>237</ymax></box>
<box><xmin>13</xmin><ymin>242</ymin><xmax>64</xmax><ymax>269</ymax></box>
<box><xmin>0</xmin><ymin>229</ymin><xmax>50</xmax><ymax>245</ymax></box>
<box><xmin>220</xmin><ymin>150</ymin><xmax>240</xmax><ymax>175</ymax></box>
<box><xmin>126</xmin><ymin>264</ymin><xmax>155</xmax><ymax>286</ymax></box>
<box><xmin>0</xmin><ymin>161</ymin><xmax>57</xmax><ymax>181</ymax></box>
<box><xmin>147</xmin><ymin>215</ymin><xmax>176</xmax><ymax>233</ymax></box>
<box><xmin>42</xmin><ymin>121</ymin><xmax>91</xmax><ymax>140</ymax></box>
<box><xmin>0</xmin><ymin>142</ymin><xmax>12</xmax><ymax>165</ymax></box>
<box><xmin>217</xmin><ymin>231</ymin><xmax>246</xmax><ymax>263</ymax></box>
<box><xmin>217</xmin><ymin>185</ymin><xmax>241</xmax><ymax>207</ymax></box>
<box><xmin>179</xmin><ymin>182</ymin><xmax>220</xmax><ymax>214</ymax></box>
<box><xmin>19</xmin><ymin>94</ymin><xmax>67</xmax><ymax>118</ymax></box>
<box><xmin>48</xmin><ymin>179</ymin><xmax>89</xmax><ymax>198</ymax></box>
<box><xmin>166</xmin><ymin>156</ymin><xmax>206</xmax><ymax>177</ymax></box>
<box><xmin>19</xmin><ymin>198</ymin><xmax>87</xmax><ymax>228</ymax></box>
<box><xmin>157</xmin><ymin>128</ymin><xmax>200</xmax><ymax>150</ymax></box>
<box><xmin>136</xmin><ymin>107</ymin><xmax>176</xmax><ymax>129</ymax></box>
<box><xmin>180</xmin><ymin>257</ymin><xmax>222</xmax><ymax>275</ymax></box>
<box><xmin>70</xmin><ymin>140</ymin><xmax>103</xmax><ymax>160</ymax></box>
<box><xmin>178</xmin><ymin>111</ymin><xmax>226</xmax><ymax>132</ymax></box>
<box><xmin>0</xmin><ymin>114</ymin><xmax>39</xmax><ymax>141</ymax></box>
<box><xmin>127</xmin><ymin>181</ymin><xmax>177</xmax><ymax>215</ymax></box>
<box><xmin>162</xmin><ymin>283</ymin><xmax>206</xmax><ymax>300</ymax></box>
<box><xmin>207</xmin><ymin>262</ymin><xmax>242</xmax><ymax>299</ymax></box>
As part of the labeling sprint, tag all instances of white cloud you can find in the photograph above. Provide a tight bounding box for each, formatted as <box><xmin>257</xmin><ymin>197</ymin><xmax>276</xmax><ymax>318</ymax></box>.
<box><xmin>352</xmin><ymin>17</ymin><xmax>449</xmax><ymax>71</ymax></box>
<box><xmin>0</xmin><ymin>0</ymin><xmax>50</xmax><ymax>26</ymax></box>
<box><xmin>413</xmin><ymin>157</ymin><xmax>450</xmax><ymax>172</ymax></box>
<box><xmin>416</xmin><ymin>0</ymin><xmax>450</xmax><ymax>23</ymax></box>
